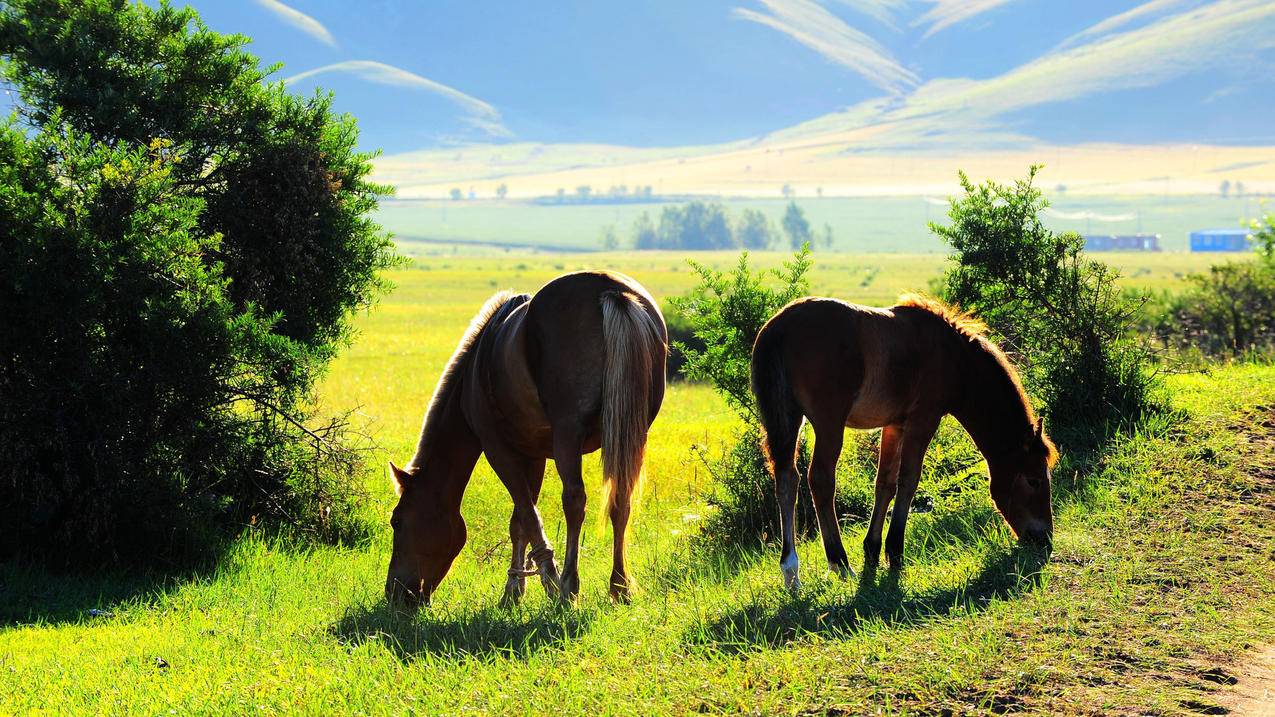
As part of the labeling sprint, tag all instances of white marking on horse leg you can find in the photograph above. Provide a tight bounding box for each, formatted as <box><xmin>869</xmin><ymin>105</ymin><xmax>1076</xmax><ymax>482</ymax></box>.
<box><xmin>781</xmin><ymin>551</ymin><xmax>800</xmax><ymax>591</ymax></box>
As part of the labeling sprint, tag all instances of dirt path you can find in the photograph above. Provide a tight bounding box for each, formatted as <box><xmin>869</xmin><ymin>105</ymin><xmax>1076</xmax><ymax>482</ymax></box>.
<box><xmin>1222</xmin><ymin>645</ymin><xmax>1275</xmax><ymax>716</ymax></box>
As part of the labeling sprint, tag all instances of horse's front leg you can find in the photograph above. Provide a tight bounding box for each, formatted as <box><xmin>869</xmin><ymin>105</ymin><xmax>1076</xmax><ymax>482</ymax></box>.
<box><xmin>864</xmin><ymin>425</ymin><xmax>902</xmax><ymax>567</ymax></box>
<box><xmin>502</xmin><ymin>511</ymin><xmax>531</xmax><ymax>606</ymax></box>
<box><xmin>884</xmin><ymin>417</ymin><xmax>940</xmax><ymax>570</ymax></box>
<box><xmin>487</xmin><ymin>446</ymin><xmax>558</xmax><ymax>603</ymax></box>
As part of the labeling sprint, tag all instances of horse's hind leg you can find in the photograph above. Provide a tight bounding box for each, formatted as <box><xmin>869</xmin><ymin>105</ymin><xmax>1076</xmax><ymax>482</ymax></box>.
<box><xmin>553</xmin><ymin>425</ymin><xmax>588</xmax><ymax>602</ymax></box>
<box><xmin>864</xmin><ymin>425</ymin><xmax>902</xmax><ymax>567</ymax></box>
<box><xmin>608</xmin><ymin>485</ymin><xmax>633</xmax><ymax>603</ymax></box>
<box><xmin>808</xmin><ymin>420</ymin><xmax>851</xmax><ymax>577</ymax></box>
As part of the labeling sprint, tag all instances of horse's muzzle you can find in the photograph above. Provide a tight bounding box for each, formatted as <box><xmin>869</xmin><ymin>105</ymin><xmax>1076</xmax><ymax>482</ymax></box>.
<box><xmin>1019</xmin><ymin>525</ymin><xmax>1053</xmax><ymax>550</ymax></box>
<box><xmin>385</xmin><ymin>577</ymin><xmax>426</xmax><ymax>610</ymax></box>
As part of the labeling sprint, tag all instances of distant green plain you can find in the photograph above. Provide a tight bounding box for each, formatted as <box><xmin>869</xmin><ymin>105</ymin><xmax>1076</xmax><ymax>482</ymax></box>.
<box><xmin>378</xmin><ymin>194</ymin><xmax>1262</xmax><ymax>253</ymax></box>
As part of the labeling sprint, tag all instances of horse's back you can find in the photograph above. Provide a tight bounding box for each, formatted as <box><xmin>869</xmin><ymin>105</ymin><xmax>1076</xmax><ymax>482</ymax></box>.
<box><xmin>757</xmin><ymin>298</ymin><xmax>923</xmax><ymax>428</ymax></box>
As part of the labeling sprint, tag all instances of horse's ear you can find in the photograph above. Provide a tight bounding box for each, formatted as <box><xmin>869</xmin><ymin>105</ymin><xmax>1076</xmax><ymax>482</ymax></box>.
<box><xmin>389</xmin><ymin>461</ymin><xmax>411</xmax><ymax>497</ymax></box>
<box><xmin>1034</xmin><ymin>417</ymin><xmax>1045</xmax><ymax>439</ymax></box>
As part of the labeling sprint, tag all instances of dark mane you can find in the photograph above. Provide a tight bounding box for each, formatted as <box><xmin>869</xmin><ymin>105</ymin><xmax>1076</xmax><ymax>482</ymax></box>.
<box><xmin>408</xmin><ymin>290</ymin><xmax>529</xmax><ymax>470</ymax></box>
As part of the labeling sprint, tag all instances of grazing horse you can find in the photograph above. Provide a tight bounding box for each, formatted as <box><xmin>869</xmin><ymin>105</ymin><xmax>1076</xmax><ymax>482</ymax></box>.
<box><xmin>386</xmin><ymin>271</ymin><xmax>667</xmax><ymax>608</ymax></box>
<box><xmin>750</xmin><ymin>294</ymin><xmax>1058</xmax><ymax>588</ymax></box>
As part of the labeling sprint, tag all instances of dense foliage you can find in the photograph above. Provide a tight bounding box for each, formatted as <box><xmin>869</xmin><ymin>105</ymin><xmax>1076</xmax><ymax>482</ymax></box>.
<box><xmin>0</xmin><ymin>0</ymin><xmax>397</xmax><ymax>564</ymax></box>
<box><xmin>932</xmin><ymin>167</ymin><xmax>1155</xmax><ymax>441</ymax></box>
<box><xmin>671</xmin><ymin>249</ymin><xmax>845</xmax><ymax>543</ymax></box>
<box><xmin>1154</xmin><ymin>213</ymin><xmax>1275</xmax><ymax>359</ymax></box>
<box><xmin>670</xmin><ymin>249</ymin><xmax>812</xmax><ymax>420</ymax></box>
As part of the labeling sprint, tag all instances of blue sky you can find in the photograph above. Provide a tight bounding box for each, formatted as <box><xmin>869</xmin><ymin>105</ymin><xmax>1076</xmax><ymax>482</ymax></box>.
<box><xmin>183</xmin><ymin>1</ymin><xmax>1275</xmax><ymax>153</ymax></box>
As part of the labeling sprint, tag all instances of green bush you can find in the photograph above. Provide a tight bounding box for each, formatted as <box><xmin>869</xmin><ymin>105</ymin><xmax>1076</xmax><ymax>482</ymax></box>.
<box><xmin>0</xmin><ymin>0</ymin><xmax>397</xmax><ymax>565</ymax></box>
<box><xmin>672</xmin><ymin>248</ymin><xmax>856</xmax><ymax>544</ymax></box>
<box><xmin>932</xmin><ymin>167</ymin><xmax>1156</xmax><ymax>442</ymax></box>
<box><xmin>1154</xmin><ymin>214</ymin><xmax>1275</xmax><ymax>359</ymax></box>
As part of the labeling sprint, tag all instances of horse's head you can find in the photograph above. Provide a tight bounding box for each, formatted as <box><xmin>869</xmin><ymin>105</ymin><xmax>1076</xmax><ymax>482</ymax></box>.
<box><xmin>385</xmin><ymin>461</ymin><xmax>467</xmax><ymax>609</ymax></box>
<box><xmin>989</xmin><ymin>418</ymin><xmax>1057</xmax><ymax>547</ymax></box>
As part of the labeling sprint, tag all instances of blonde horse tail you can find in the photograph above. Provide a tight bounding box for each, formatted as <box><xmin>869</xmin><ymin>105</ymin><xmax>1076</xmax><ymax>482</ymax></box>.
<box><xmin>598</xmin><ymin>291</ymin><xmax>662</xmax><ymax>519</ymax></box>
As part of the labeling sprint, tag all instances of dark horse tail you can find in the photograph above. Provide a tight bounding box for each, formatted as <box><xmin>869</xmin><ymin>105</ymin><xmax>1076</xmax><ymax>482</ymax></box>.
<box><xmin>598</xmin><ymin>291</ymin><xmax>663</xmax><ymax>515</ymax></box>
<box><xmin>751</xmin><ymin>321</ymin><xmax>803</xmax><ymax>472</ymax></box>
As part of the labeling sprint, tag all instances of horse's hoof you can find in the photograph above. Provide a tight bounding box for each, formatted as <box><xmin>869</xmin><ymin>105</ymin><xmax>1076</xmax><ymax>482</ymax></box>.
<box><xmin>829</xmin><ymin>561</ymin><xmax>856</xmax><ymax>579</ymax></box>
<box><xmin>500</xmin><ymin>578</ymin><xmax>526</xmax><ymax>607</ymax></box>
<box><xmin>559</xmin><ymin>574</ymin><xmax>581</xmax><ymax>604</ymax></box>
<box><xmin>780</xmin><ymin>553</ymin><xmax>800</xmax><ymax>591</ymax></box>
<box><xmin>609</xmin><ymin>580</ymin><xmax>632</xmax><ymax>605</ymax></box>
<box><xmin>539</xmin><ymin>570</ymin><xmax>561</xmax><ymax>598</ymax></box>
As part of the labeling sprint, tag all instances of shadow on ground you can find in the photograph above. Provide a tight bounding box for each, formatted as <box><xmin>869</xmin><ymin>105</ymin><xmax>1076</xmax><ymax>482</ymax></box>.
<box><xmin>0</xmin><ymin>561</ymin><xmax>206</xmax><ymax>627</ymax></box>
<box><xmin>331</xmin><ymin>599</ymin><xmax>603</xmax><ymax>661</ymax></box>
<box><xmin>683</xmin><ymin>543</ymin><xmax>1050</xmax><ymax>653</ymax></box>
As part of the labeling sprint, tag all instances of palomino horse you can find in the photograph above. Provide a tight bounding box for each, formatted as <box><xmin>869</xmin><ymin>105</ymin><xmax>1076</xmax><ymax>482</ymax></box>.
<box><xmin>750</xmin><ymin>294</ymin><xmax>1057</xmax><ymax>588</ymax></box>
<box><xmin>386</xmin><ymin>271</ymin><xmax>666</xmax><ymax>607</ymax></box>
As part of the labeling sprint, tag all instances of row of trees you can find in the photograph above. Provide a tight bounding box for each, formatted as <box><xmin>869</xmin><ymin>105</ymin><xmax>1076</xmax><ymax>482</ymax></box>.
<box><xmin>621</xmin><ymin>200</ymin><xmax>833</xmax><ymax>251</ymax></box>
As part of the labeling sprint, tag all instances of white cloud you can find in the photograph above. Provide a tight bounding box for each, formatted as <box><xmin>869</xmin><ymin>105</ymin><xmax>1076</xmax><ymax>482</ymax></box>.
<box><xmin>284</xmin><ymin>60</ymin><xmax>512</xmax><ymax>139</ymax></box>
<box><xmin>1055</xmin><ymin>0</ymin><xmax>1209</xmax><ymax>49</ymax></box>
<box><xmin>913</xmin><ymin>0</ymin><xmax>1018</xmax><ymax>38</ymax></box>
<box><xmin>733</xmin><ymin>0</ymin><xmax>918</xmax><ymax>93</ymax></box>
<box><xmin>826</xmin><ymin>0</ymin><xmax>909</xmax><ymax>29</ymax></box>
<box><xmin>895</xmin><ymin>0</ymin><xmax>1275</xmax><ymax>126</ymax></box>
<box><xmin>773</xmin><ymin>0</ymin><xmax>1275</xmax><ymax>148</ymax></box>
<box><xmin>254</xmin><ymin>0</ymin><xmax>337</xmax><ymax>48</ymax></box>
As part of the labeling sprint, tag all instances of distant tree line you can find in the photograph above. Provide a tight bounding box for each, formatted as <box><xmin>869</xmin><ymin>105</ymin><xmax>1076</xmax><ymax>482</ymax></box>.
<box><xmin>627</xmin><ymin>201</ymin><xmax>832</xmax><ymax>251</ymax></box>
<box><xmin>537</xmin><ymin>184</ymin><xmax>657</xmax><ymax>205</ymax></box>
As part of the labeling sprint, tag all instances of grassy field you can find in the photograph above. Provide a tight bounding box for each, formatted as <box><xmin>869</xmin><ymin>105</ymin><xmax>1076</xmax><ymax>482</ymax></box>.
<box><xmin>378</xmin><ymin>194</ymin><xmax>1263</xmax><ymax>253</ymax></box>
<box><xmin>3</xmin><ymin>253</ymin><xmax>1272</xmax><ymax>714</ymax></box>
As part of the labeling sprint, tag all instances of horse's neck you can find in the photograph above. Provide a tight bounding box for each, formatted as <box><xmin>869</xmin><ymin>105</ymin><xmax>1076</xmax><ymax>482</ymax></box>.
<box><xmin>407</xmin><ymin>377</ymin><xmax>482</xmax><ymax>510</ymax></box>
<box><xmin>950</xmin><ymin>346</ymin><xmax>1031</xmax><ymax>460</ymax></box>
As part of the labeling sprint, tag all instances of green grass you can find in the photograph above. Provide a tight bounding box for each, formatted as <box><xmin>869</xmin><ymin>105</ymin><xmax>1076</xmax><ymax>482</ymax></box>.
<box><xmin>379</xmin><ymin>194</ymin><xmax>1261</xmax><ymax>253</ymax></box>
<box><xmin>3</xmin><ymin>260</ymin><xmax>1273</xmax><ymax>714</ymax></box>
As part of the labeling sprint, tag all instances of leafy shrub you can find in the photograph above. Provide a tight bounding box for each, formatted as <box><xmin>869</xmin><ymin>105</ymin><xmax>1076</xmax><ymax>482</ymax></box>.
<box><xmin>1154</xmin><ymin>214</ymin><xmax>1275</xmax><ymax>359</ymax></box>
<box><xmin>662</xmin><ymin>306</ymin><xmax>704</xmax><ymax>380</ymax></box>
<box><xmin>0</xmin><ymin>1</ymin><xmax>396</xmax><ymax>565</ymax></box>
<box><xmin>670</xmin><ymin>250</ymin><xmax>812</xmax><ymax>421</ymax></box>
<box><xmin>672</xmin><ymin>248</ymin><xmax>859</xmax><ymax>544</ymax></box>
<box><xmin>932</xmin><ymin>167</ymin><xmax>1156</xmax><ymax>442</ymax></box>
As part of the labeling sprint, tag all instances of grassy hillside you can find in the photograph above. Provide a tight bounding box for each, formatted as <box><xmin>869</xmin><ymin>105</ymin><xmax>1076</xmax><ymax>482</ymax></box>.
<box><xmin>3</xmin><ymin>259</ymin><xmax>1272</xmax><ymax>714</ymax></box>
<box><xmin>379</xmin><ymin>195</ymin><xmax>1260</xmax><ymax>253</ymax></box>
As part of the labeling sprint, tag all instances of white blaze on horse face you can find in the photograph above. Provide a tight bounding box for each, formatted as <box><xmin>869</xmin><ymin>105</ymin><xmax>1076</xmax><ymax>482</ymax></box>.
<box><xmin>780</xmin><ymin>551</ymin><xmax>800</xmax><ymax>590</ymax></box>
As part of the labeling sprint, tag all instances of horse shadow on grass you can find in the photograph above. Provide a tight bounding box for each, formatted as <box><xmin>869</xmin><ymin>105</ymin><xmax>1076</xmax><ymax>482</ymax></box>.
<box><xmin>331</xmin><ymin>598</ymin><xmax>603</xmax><ymax>661</ymax></box>
<box><xmin>683</xmin><ymin>543</ymin><xmax>1049</xmax><ymax>653</ymax></box>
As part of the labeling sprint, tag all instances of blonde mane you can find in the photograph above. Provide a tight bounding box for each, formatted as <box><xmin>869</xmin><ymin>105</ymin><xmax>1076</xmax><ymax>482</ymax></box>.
<box><xmin>894</xmin><ymin>293</ymin><xmax>1057</xmax><ymax>467</ymax></box>
<box><xmin>408</xmin><ymin>290</ymin><xmax>524</xmax><ymax>470</ymax></box>
<box><xmin>895</xmin><ymin>293</ymin><xmax>988</xmax><ymax>340</ymax></box>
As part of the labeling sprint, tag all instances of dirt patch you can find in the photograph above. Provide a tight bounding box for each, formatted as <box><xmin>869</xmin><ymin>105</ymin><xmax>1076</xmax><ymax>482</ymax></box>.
<box><xmin>1220</xmin><ymin>645</ymin><xmax>1275</xmax><ymax>717</ymax></box>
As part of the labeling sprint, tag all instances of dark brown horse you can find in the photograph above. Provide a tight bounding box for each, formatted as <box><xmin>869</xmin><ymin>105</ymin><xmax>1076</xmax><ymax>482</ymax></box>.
<box><xmin>750</xmin><ymin>294</ymin><xmax>1057</xmax><ymax>588</ymax></box>
<box><xmin>386</xmin><ymin>271</ymin><xmax>667</xmax><ymax>607</ymax></box>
